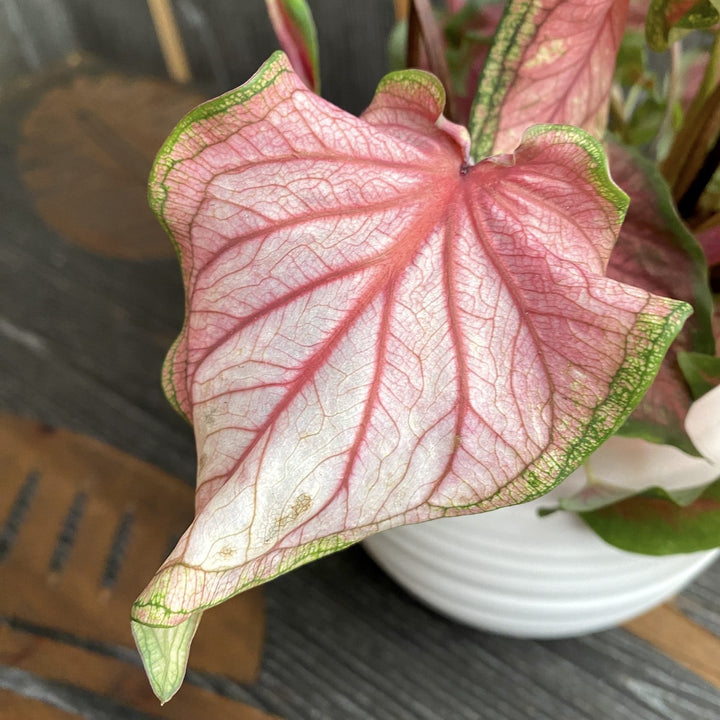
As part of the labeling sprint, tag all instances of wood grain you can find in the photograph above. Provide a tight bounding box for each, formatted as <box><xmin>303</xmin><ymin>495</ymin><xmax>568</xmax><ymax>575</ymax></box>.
<box><xmin>0</xmin><ymin>414</ymin><xmax>265</xmax><ymax>684</ymax></box>
<box><xmin>624</xmin><ymin>601</ymin><xmax>720</xmax><ymax>688</ymax></box>
<box><xmin>1</xmin><ymin>625</ymin><xmax>279</xmax><ymax>719</ymax></box>
<box><xmin>1</xmin><ymin>689</ymin><xmax>80</xmax><ymax>720</ymax></box>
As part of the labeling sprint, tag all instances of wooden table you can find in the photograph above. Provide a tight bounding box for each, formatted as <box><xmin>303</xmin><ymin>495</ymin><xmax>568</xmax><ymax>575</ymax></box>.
<box><xmin>1</xmin><ymin>58</ymin><xmax>720</xmax><ymax>720</ymax></box>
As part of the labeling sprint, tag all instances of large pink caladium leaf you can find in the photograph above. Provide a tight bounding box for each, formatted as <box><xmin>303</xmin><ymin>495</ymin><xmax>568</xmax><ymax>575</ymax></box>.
<box><xmin>132</xmin><ymin>52</ymin><xmax>689</xmax><ymax>701</ymax></box>
<box><xmin>469</xmin><ymin>0</ymin><xmax>629</xmax><ymax>160</ymax></box>
<box><xmin>606</xmin><ymin>141</ymin><xmax>714</xmax><ymax>454</ymax></box>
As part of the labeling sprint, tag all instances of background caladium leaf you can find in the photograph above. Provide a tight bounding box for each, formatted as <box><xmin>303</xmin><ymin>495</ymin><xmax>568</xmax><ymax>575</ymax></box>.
<box><xmin>265</xmin><ymin>0</ymin><xmax>321</xmax><ymax>93</ymax></box>
<box><xmin>468</xmin><ymin>0</ymin><xmax>629</xmax><ymax>160</ymax></box>
<box><xmin>540</xmin><ymin>432</ymin><xmax>720</xmax><ymax>553</ymax></box>
<box><xmin>540</xmin><ymin>433</ymin><xmax>720</xmax><ymax>516</ymax></box>
<box><xmin>605</xmin><ymin>141</ymin><xmax>715</xmax><ymax>453</ymax></box>
<box><xmin>699</xmin><ymin>224</ymin><xmax>720</xmax><ymax>269</ymax></box>
<box><xmin>578</xmin><ymin>478</ymin><xmax>720</xmax><ymax>554</ymax></box>
<box><xmin>645</xmin><ymin>0</ymin><xmax>720</xmax><ymax>52</ymax></box>
<box><xmin>678</xmin><ymin>349</ymin><xmax>720</xmax><ymax>397</ymax></box>
<box><xmin>133</xmin><ymin>51</ymin><xmax>689</xmax><ymax>701</ymax></box>
<box><xmin>388</xmin><ymin>1</ymin><xmax>505</xmax><ymax>127</ymax></box>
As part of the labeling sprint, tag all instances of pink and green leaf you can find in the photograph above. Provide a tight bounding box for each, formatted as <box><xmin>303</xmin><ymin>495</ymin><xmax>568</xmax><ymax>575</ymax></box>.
<box><xmin>606</xmin><ymin>140</ymin><xmax>714</xmax><ymax>453</ymax></box>
<box><xmin>541</xmin><ymin>433</ymin><xmax>720</xmax><ymax>552</ymax></box>
<box><xmin>678</xmin><ymin>350</ymin><xmax>720</xmax><ymax>397</ymax></box>
<box><xmin>468</xmin><ymin>0</ymin><xmax>629</xmax><ymax>160</ymax></box>
<box><xmin>578</xmin><ymin>477</ymin><xmax>720</xmax><ymax>554</ymax></box>
<box><xmin>135</xmin><ymin>52</ymin><xmax>689</xmax><ymax>701</ymax></box>
<box><xmin>265</xmin><ymin>0</ymin><xmax>321</xmax><ymax>93</ymax></box>
<box><xmin>645</xmin><ymin>0</ymin><xmax>720</xmax><ymax>52</ymax></box>
<box><xmin>698</xmin><ymin>223</ymin><xmax>720</xmax><ymax>268</ymax></box>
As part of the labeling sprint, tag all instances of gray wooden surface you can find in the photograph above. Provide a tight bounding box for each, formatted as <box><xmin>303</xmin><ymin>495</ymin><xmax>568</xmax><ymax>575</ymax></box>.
<box><xmin>2</xmin><ymin>2</ymin><xmax>720</xmax><ymax>719</ymax></box>
<box><xmin>0</xmin><ymin>0</ymin><xmax>394</xmax><ymax>114</ymax></box>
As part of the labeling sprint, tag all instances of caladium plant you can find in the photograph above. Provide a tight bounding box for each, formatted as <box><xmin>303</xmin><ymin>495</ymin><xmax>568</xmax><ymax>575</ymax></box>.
<box><xmin>132</xmin><ymin>0</ymin><xmax>720</xmax><ymax>702</ymax></box>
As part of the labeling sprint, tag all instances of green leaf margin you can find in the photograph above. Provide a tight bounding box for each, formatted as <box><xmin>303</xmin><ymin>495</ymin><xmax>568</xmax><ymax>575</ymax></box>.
<box><xmin>131</xmin><ymin>610</ymin><xmax>203</xmax><ymax>704</ymax></box>
<box><xmin>610</xmin><ymin>140</ymin><xmax>715</xmax><ymax>452</ymax></box>
<box><xmin>150</xmin><ymin>51</ymin><xmax>295</xmax><ymax>423</ymax></box>
<box><xmin>467</xmin><ymin>0</ymin><xmax>539</xmax><ymax>161</ymax></box>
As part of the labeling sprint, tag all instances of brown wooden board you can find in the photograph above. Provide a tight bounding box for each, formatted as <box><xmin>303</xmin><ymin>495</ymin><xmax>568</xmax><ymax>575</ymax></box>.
<box><xmin>18</xmin><ymin>67</ymin><xmax>204</xmax><ymax>260</ymax></box>
<box><xmin>0</xmin><ymin>414</ymin><xmax>265</xmax><ymax>685</ymax></box>
<box><xmin>1</xmin><ymin>690</ymin><xmax>80</xmax><ymax>720</ymax></box>
<box><xmin>624</xmin><ymin>601</ymin><xmax>720</xmax><ymax>689</ymax></box>
<box><xmin>1</xmin><ymin>624</ymin><xmax>279</xmax><ymax>719</ymax></box>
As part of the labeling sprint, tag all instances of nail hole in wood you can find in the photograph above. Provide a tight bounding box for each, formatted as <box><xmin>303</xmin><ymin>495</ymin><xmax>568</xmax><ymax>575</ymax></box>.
<box><xmin>101</xmin><ymin>510</ymin><xmax>135</xmax><ymax>590</ymax></box>
<box><xmin>48</xmin><ymin>491</ymin><xmax>88</xmax><ymax>575</ymax></box>
<box><xmin>0</xmin><ymin>470</ymin><xmax>41</xmax><ymax>562</ymax></box>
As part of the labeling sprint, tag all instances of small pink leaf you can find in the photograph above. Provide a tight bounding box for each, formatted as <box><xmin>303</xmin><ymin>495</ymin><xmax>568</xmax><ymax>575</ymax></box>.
<box><xmin>265</xmin><ymin>0</ymin><xmax>321</xmax><ymax>93</ymax></box>
<box><xmin>133</xmin><ymin>52</ymin><xmax>688</xmax><ymax>699</ymax></box>
<box><xmin>606</xmin><ymin>141</ymin><xmax>714</xmax><ymax>453</ymax></box>
<box><xmin>469</xmin><ymin>0</ymin><xmax>629</xmax><ymax>159</ymax></box>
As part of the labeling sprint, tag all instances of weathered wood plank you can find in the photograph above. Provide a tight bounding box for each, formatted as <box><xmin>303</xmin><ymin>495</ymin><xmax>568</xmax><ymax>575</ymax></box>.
<box><xmin>1</xmin><ymin>688</ymin><xmax>79</xmax><ymax>720</ymax></box>
<box><xmin>0</xmin><ymin>0</ymin><xmax>76</xmax><ymax>90</ymax></box>
<box><xmin>252</xmin><ymin>548</ymin><xmax>720</xmax><ymax>720</ymax></box>
<box><xmin>0</xmin><ymin>415</ymin><xmax>266</xmax><ymax>684</ymax></box>
<box><xmin>624</xmin><ymin>602</ymin><xmax>720</xmax><ymax>689</ymax></box>
<box><xmin>0</xmin><ymin>624</ymin><xmax>278</xmax><ymax>720</ymax></box>
<box><xmin>4</xmin><ymin>1</ymin><xmax>394</xmax><ymax>114</ymax></box>
<box><xmin>0</xmin><ymin>58</ymin><xmax>197</xmax><ymax>479</ymax></box>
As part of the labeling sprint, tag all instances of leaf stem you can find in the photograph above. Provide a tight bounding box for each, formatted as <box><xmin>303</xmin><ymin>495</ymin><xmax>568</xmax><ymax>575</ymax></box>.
<box><xmin>654</xmin><ymin>40</ymin><xmax>682</xmax><ymax>161</ymax></box>
<box><xmin>407</xmin><ymin>0</ymin><xmax>458</xmax><ymax>121</ymax></box>
<box><xmin>662</xmin><ymin>81</ymin><xmax>720</xmax><ymax>205</ymax></box>
<box><xmin>677</xmin><ymin>127</ymin><xmax>720</xmax><ymax>219</ymax></box>
<box><xmin>698</xmin><ymin>31</ymin><xmax>720</xmax><ymax>103</ymax></box>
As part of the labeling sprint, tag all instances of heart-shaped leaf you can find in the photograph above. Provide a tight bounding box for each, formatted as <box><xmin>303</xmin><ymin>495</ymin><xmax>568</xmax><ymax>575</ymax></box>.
<box><xmin>606</xmin><ymin>141</ymin><xmax>715</xmax><ymax>453</ymax></box>
<box><xmin>133</xmin><ymin>52</ymin><xmax>688</xmax><ymax>701</ymax></box>
<box><xmin>469</xmin><ymin>0</ymin><xmax>629</xmax><ymax>159</ymax></box>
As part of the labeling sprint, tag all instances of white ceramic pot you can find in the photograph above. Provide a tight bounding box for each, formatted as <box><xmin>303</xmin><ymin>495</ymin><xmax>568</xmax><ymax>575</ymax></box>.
<box><xmin>364</xmin><ymin>435</ymin><xmax>720</xmax><ymax>639</ymax></box>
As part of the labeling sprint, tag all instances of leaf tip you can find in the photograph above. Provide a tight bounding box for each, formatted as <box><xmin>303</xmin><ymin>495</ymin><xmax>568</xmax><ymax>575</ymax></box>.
<box><xmin>131</xmin><ymin>610</ymin><xmax>204</xmax><ymax>704</ymax></box>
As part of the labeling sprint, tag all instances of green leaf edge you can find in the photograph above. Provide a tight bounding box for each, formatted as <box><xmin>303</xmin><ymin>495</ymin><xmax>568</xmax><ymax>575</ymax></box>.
<box><xmin>608</xmin><ymin>140</ymin><xmax>715</xmax><ymax>452</ymax></box>
<box><xmin>374</xmin><ymin>66</ymin><xmax>447</xmax><ymax>107</ymax></box>
<box><xmin>467</xmin><ymin>0</ymin><xmax>540</xmax><ymax>162</ymax></box>
<box><xmin>149</xmin><ymin>51</ymin><xmax>294</xmax><ymax>423</ymax></box>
